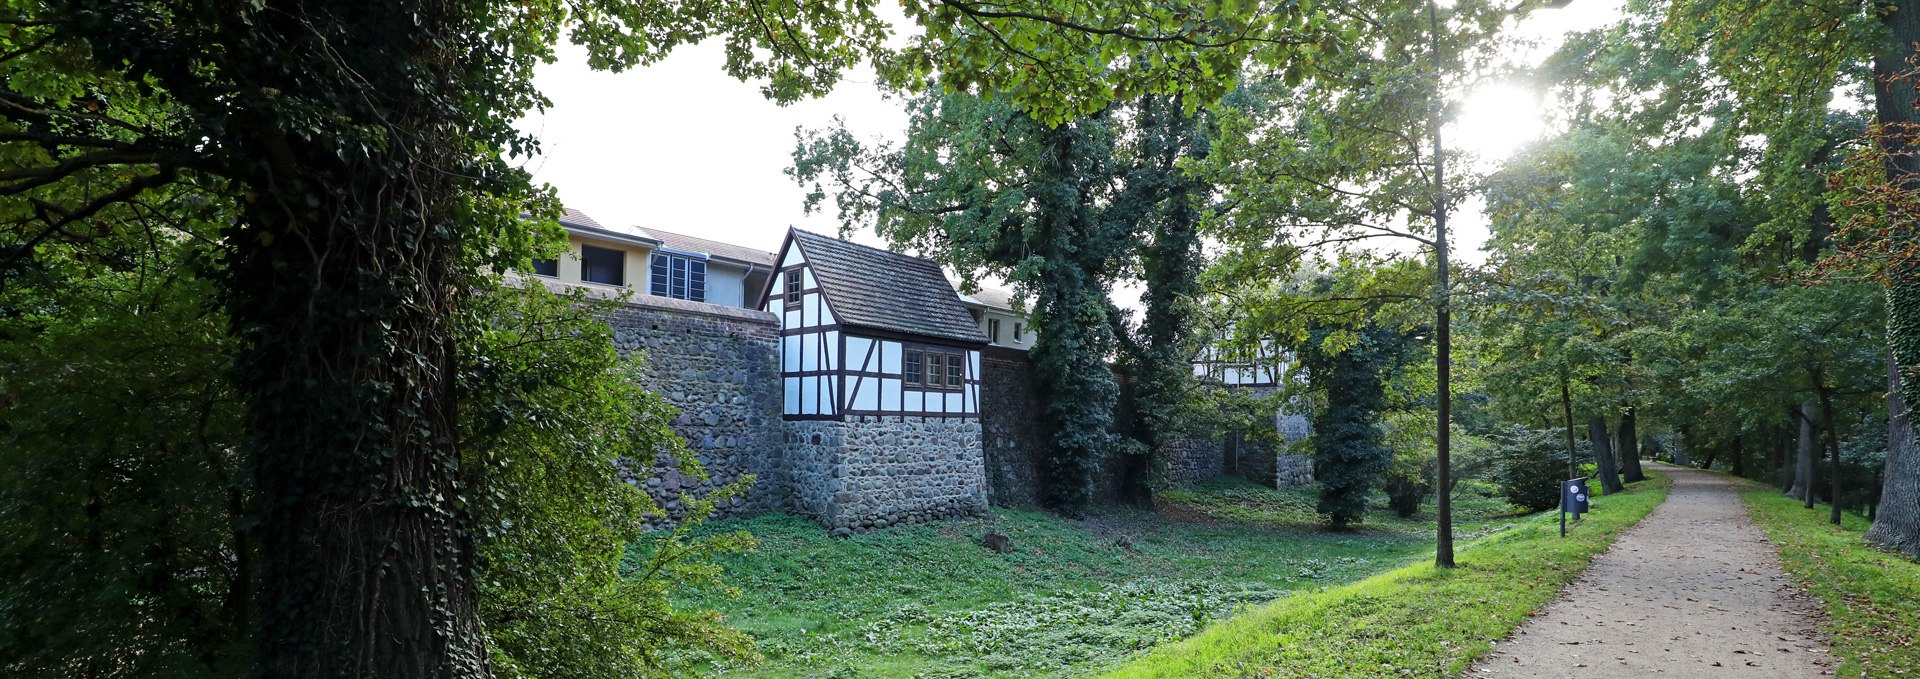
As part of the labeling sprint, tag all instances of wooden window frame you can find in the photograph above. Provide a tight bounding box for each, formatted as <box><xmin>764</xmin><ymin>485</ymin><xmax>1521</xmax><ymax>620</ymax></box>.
<box><xmin>903</xmin><ymin>347</ymin><xmax>965</xmax><ymax>392</ymax></box>
<box><xmin>783</xmin><ymin>269</ymin><xmax>803</xmax><ymax>307</ymax></box>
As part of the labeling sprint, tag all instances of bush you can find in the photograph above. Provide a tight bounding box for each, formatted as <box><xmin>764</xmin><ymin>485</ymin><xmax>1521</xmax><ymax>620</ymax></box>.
<box><xmin>1494</xmin><ymin>427</ymin><xmax>1574</xmax><ymax>511</ymax></box>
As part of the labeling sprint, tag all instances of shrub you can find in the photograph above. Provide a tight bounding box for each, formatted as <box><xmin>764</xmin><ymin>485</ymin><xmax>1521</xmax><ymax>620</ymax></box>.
<box><xmin>1494</xmin><ymin>427</ymin><xmax>1573</xmax><ymax>511</ymax></box>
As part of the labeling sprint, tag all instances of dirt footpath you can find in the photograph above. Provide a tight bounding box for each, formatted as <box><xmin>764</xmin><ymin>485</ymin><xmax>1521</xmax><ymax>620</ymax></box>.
<box><xmin>1468</xmin><ymin>464</ymin><xmax>1832</xmax><ymax>678</ymax></box>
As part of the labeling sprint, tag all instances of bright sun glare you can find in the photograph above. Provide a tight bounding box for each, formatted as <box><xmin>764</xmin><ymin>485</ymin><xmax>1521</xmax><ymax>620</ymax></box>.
<box><xmin>1452</xmin><ymin>84</ymin><xmax>1547</xmax><ymax>164</ymax></box>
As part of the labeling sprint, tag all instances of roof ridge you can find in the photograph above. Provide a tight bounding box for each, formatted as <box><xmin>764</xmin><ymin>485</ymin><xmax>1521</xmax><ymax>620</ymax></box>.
<box><xmin>793</xmin><ymin>229</ymin><xmax>942</xmax><ymax>270</ymax></box>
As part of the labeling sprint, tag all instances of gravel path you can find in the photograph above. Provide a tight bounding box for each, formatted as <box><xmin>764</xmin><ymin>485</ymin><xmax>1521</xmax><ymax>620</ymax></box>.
<box><xmin>1468</xmin><ymin>463</ymin><xmax>1832</xmax><ymax>678</ymax></box>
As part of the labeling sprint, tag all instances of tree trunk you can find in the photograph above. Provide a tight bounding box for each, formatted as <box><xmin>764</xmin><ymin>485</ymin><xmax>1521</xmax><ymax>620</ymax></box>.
<box><xmin>1865</xmin><ymin>0</ymin><xmax>1920</xmax><ymax>558</ymax></box>
<box><xmin>1590</xmin><ymin>416</ymin><xmax>1623</xmax><ymax>494</ymax></box>
<box><xmin>1619</xmin><ymin>408</ymin><xmax>1646</xmax><ymax>482</ymax></box>
<box><xmin>1672</xmin><ymin>427</ymin><xmax>1692</xmax><ymax>467</ymax></box>
<box><xmin>1561</xmin><ymin>378</ymin><xmax>1579</xmax><ymax>478</ymax></box>
<box><xmin>1789</xmin><ymin>402</ymin><xmax>1818</xmax><ymax>507</ymax></box>
<box><xmin>1773</xmin><ymin>427</ymin><xmax>1792</xmax><ymax>491</ymax></box>
<box><xmin>215</xmin><ymin>3</ymin><xmax>490</xmax><ymax>676</ymax></box>
<box><xmin>1820</xmin><ymin>385</ymin><xmax>1845</xmax><ymax>524</ymax></box>
<box><xmin>1868</xmin><ymin>354</ymin><xmax>1920</xmax><ymax>556</ymax></box>
<box><xmin>1731</xmin><ymin>432</ymin><xmax>1747</xmax><ymax>478</ymax></box>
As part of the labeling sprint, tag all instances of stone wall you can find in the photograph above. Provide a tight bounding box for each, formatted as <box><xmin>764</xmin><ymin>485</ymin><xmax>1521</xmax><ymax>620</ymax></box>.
<box><xmin>832</xmin><ymin>416</ymin><xmax>987</xmax><ymax>532</ymax></box>
<box><xmin>1160</xmin><ymin>436</ymin><xmax>1225</xmax><ymax>488</ymax></box>
<box><xmin>781</xmin><ymin>416</ymin><xmax>988</xmax><ymax>534</ymax></box>
<box><xmin>781</xmin><ymin>420</ymin><xmax>843</xmax><ymax>522</ymax></box>
<box><xmin>606</xmin><ymin>294</ymin><xmax>784</xmax><ymax>519</ymax></box>
<box><xmin>981</xmin><ymin>351</ymin><xmax>1047</xmax><ymax>506</ymax></box>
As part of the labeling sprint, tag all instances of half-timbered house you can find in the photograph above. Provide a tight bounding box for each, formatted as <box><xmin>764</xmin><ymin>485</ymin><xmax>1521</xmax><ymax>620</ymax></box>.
<box><xmin>758</xmin><ymin>229</ymin><xmax>990</xmax><ymax>532</ymax></box>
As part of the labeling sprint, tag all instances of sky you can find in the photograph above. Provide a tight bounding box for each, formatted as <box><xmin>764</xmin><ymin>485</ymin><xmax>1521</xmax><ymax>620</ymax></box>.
<box><xmin>519</xmin><ymin>0</ymin><xmax>1627</xmax><ymax>268</ymax></box>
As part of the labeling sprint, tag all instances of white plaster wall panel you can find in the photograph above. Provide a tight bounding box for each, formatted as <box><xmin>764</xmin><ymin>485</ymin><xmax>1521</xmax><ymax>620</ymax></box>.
<box><xmin>946</xmin><ymin>392</ymin><xmax>962</xmax><ymax>413</ymax></box>
<box><xmin>799</xmin><ymin>333</ymin><xmax>816</xmax><ymax>371</ymax></box>
<box><xmin>801</xmin><ymin>376</ymin><xmax>818</xmax><ymax>415</ymax></box>
<box><xmin>851</xmin><ymin>377</ymin><xmax>879</xmax><ymax>411</ymax></box>
<box><xmin>784</xmin><ymin>377</ymin><xmax>800</xmax><ymax>414</ymax></box>
<box><xmin>881</xmin><ymin>341</ymin><xmax>901</xmax><ymax>373</ymax></box>
<box><xmin>783</xmin><ymin>336</ymin><xmax>800</xmax><ymax>372</ymax></box>
<box><xmin>848</xmin><ymin>337</ymin><xmax>874</xmax><ymax>370</ymax></box>
<box><xmin>803</xmin><ymin>268</ymin><xmax>817</xmax><ymax>288</ymax></box>
<box><xmin>782</xmin><ymin>247</ymin><xmax>804</xmax><ymax>267</ymax></box>
<box><xmin>824</xmin><ymin>331</ymin><xmax>839</xmax><ymax>370</ymax></box>
<box><xmin>881</xmin><ymin>378</ymin><xmax>901</xmax><ymax>410</ymax></box>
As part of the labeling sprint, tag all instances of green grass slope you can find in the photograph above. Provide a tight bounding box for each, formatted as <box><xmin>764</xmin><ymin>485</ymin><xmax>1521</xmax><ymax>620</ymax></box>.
<box><xmin>1102</xmin><ymin>472</ymin><xmax>1670</xmax><ymax>679</ymax></box>
<box><xmin>678</xmin><ymin>478</ymin><xmax>1528</xmax><ymax>677</ymax></box>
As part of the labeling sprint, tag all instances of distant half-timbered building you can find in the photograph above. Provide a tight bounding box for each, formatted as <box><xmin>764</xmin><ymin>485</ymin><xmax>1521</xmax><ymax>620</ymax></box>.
<box><xmin>757</xmin><ymin>229</ymin><xmax>990</xmax><ymax>532</ymax></box>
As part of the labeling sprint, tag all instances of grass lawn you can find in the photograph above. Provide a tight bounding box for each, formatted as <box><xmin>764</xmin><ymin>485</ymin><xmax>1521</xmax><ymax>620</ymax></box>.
<box><xmin>1101</xmin><ymin>471</ymin><xmax>1671</xmax><ymax>679</ymax></box>
<box><xmin>675</xmin><ymin>477</ymin><xmax>1529</xmax><ymax>678</ymax></box>
<box><xmin>1735</xmin><ymin>480</ymin><xmax>1920</xmax><ymax>678</ymax></box>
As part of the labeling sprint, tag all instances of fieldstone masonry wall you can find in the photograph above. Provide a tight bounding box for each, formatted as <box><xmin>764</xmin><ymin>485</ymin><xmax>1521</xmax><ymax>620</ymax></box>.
<box><xmin>831</xmin><ymin>416</ymin><xmax>987</xmax><ymax>533</ymax></box>
<box><xmin>1160</xmin><ymin>437</ymin><xmax>1225</xmax><ymax>488</ymax></box>
<box><xmin>607</xmin><ymin>295</ymin><xmax>784</xmax><ymax>520</ymax></box>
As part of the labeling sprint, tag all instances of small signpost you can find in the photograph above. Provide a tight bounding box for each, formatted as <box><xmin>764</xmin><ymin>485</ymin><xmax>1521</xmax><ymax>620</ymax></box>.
<box><xmin>1559</xmin><ymin>477</ymin><xmax>1591</xmax><ymax>537</ymax></box>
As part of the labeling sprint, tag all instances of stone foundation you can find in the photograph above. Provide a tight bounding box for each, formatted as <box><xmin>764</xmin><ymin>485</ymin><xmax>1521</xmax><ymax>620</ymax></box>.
<box><xmin>784</xmin><ymin>415</ymin><xmax>988</xmax><ymax>533</ymax></box>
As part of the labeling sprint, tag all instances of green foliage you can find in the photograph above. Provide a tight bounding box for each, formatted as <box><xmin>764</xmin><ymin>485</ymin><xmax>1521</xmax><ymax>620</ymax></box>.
<box><xmin>1492</xmin><ymin>428</ymin><xmax>1577</xmax><ymax>512</ymax></box>
<box><xmin>0</xmin><ymin>227</ymin><xmax>758</xmax><ymax>677</ymax></box>
<box><xmin>1297</xmin><ymin>322</ymin><xmax>1421</xmax><ymax>529</ymax></box>
<box><xmin>0</xmin><ymin>211</ymin><xmax>247</xmax><ymax>677</ymax></box>
<box><xmin>1738</xmin><ymin>479</ymin><xmax>1920</xmax><ymax>678</ymax></box>
<box><xmin>1103</xmin><ymin>472</ymin><xmax>1672</xmax><ymax>679</ymax></box>
<box><xmin>458</xmin><ymin>281</ymin><xmax>759</xmax><ymax>677</ymax></box>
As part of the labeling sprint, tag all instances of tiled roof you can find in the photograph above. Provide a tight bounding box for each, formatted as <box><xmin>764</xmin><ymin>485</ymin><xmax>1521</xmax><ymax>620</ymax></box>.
<box><xmin>792</xmin><ymin>229</ymin><xmax>988</xmax><ymax>345</ymax></box>
<box><xmin>646</xmin><ymin>226</ymin><xmax>777</xmax><ymax>267</ymax></box>
<box><xmin>558</xmin><ymin>207</ymin><xmax>605</xmax><ymax>230</ymax></box>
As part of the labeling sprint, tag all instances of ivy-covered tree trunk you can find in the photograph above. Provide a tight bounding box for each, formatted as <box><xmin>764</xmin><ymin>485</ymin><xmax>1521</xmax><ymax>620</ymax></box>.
<box><xmin>1870</xmin><ymin>357</ymin><xmax>1920</xmax><ymax>555</ymax></box>
<box><xmin>1030</xmin><ymin>119</ymin><xmax>1123</xmax><ymax>515</ymax></box>
<box><xmin>1789</xmin><ymin>401</ymin><xmax>1817</xmax><ymax>506</ymax></box>
<box><xmin>212</xmin><ymin>3</ymin><xmax>487</xmax><ymax>675</ymax></box>
<box><xmin>1866</xmin><ymin>0</ymin><xmax>1920</xmax><ymax>558</ymax></box>
<box><xmin>1619</xmin><ymin>408</ymin><xmax>1645</xmax><ymax>482</ymax></box>
<box><xmin>1588</xmin><ymin>416</ymin><xmax>1622</xmax><ymax>494</ymax></box>
<box><xmin>1302</xmin><ymin>325</ymin><xmax>1402</xmax><ymax>529</ymax></box>
<box><xmin>1118</xmin><ymin>95</ymin><xmax>1208</xmax><ymax>505</ymax></box>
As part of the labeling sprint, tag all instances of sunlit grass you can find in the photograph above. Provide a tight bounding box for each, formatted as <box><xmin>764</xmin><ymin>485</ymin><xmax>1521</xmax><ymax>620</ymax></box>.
<box><xmin>1102</xmin><ymin>472</ymin><xmax>1670</xmax><ymax>678</ymax></box>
